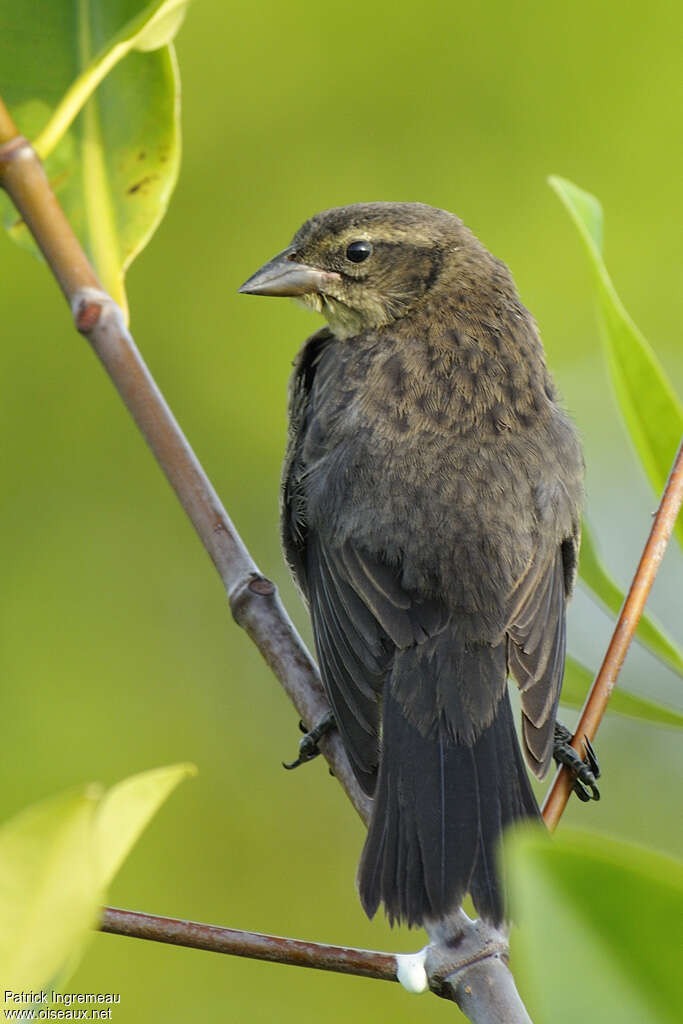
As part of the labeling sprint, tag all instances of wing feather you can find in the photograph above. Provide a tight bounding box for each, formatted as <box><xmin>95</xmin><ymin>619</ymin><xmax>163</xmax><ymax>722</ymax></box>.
<box><xmin>507</xmin><ymin>540</ymin><xmax>575</xmax><ymax>777</ymax></box>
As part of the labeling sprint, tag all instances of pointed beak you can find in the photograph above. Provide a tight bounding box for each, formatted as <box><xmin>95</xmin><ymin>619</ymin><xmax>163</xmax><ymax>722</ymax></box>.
<box><xmin>238</xmin><ymin>249</ymin><xmax>341</xmax><ymax>297</ymax></box>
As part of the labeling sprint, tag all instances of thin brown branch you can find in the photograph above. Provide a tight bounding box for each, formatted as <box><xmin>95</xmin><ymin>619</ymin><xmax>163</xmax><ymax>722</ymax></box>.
<box><xmin>0</xmin><ymin>120</ymin><xmax>99</xmax><ymax>299</ymax></box>
<box><xmin>100</xmin><ymin>908</ymin><xmax>398</xmax><ymax>982</ymax></box>
<box><xmin>100</xmin><ymin>907</ymin><xmax>530</xmax><ymax>1020</ymax></box>
<box><xmin>0</xmin><ymin>127</ymin><xmax>367</xmax><ymax>823</ymax></box>
<box><xmin>543</xmin><ymin>436</ymin><xmax>683</xmax><ymax>829</ymax></box>
<box><xmin>0</xmin><ymin>100</ymin><xmax>534</xmax><ymax>1020</ymax></box>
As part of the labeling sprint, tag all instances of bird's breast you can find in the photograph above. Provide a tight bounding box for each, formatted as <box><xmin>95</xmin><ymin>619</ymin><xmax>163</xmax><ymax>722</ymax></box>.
<box><xmin>298</xmin><ymin>326</ymin><xmax>576</xmax><ymax>620</ymax></box>
<box><xmin>304</xmin><ymin>403</ymin><xmax>541</xmax><ymax>622</ymax></box>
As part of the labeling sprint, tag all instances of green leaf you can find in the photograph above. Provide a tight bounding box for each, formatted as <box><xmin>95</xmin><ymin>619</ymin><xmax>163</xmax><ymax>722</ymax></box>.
<box><xmin>507</xmin><ymin>827</ymin><xmax>683</xmax><ymax>1024</ymax></box>
<box><xmin>579</xmin><ymin>519</ymin><xmax>683</xmax><ymax>679</ymax></box>
<box><xmin>0</xmin><ymin>787</ymin><xmax>102</xmax><ymax>997</ymax></box>
<box><xmin>0</xmin><ymin>764</ymin><xmax>195</xmax><ymax>994</ymax></box>
<box><xmin>0</xmin><ymin>1</ymin><xmax>191</xmax><ymax>319</ymax></box>
<box><xmin>562</xmin><ymin>655</ymin><xmax>683</xmax><ymax>729</ymax></box>
<box><xmin>549</xmin><ymin>176</ymin><xmax>683</xmax><ymax>549</ymax></box>
<box><xmin>97</xmin><ymin>762</ymin><xmax>196</xmax><ymax>886</ymax></box>
<box><xmin>32</xmin><ymin>1</ymin><xmax>191</xmax><ymax>160</ymax></box>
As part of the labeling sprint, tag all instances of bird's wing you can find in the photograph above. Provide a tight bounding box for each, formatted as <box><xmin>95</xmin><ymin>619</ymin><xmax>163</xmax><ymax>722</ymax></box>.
<box><xmin>280</xmin><ymin>327</ymin><xmax>333</xmax><ymax>590</ymax></box>
<box><xmin>306</xmin><ymin>537</ymin><xmax>447</xmax><ymax>793</ymax></box>
<box><xmin>280</xmin><ymin>328</ymin><xmax>383</xmax><ymax>792</ymax></box>
<box><xmin>281</xmin><ymin>329</ymin><xmax>448</xmax><ymax>793</ymax></box>
<box><xmin>506</xmin><ymin>532</ymin><xmax>579</xmax><ymax>777</ymax></box>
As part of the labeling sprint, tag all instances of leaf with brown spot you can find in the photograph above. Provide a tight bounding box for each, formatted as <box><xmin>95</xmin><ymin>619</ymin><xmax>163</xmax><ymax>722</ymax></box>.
<box><xmin>0</xmin><ymin>1</ymin><xmax>191</xmax><ymax>321</ymax></box>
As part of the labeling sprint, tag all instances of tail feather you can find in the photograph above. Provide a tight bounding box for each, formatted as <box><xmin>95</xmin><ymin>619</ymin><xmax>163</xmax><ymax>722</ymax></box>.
<box><xmin>358</xmin><ymin>683</ymin><xmax>539</xmax><ymax>926</ymax></box>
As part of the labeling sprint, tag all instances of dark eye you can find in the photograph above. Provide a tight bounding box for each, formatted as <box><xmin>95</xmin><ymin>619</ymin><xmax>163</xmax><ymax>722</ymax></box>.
<box><xmin>345</xmin><ymin>240</ymin><xmax>372</xmax><ymax>263</ymax></box>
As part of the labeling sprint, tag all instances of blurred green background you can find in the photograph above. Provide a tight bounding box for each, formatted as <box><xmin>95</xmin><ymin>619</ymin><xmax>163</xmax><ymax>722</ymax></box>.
<box><xmin>1</xmin><ymin>0</ymin><xmax>682</xmax><ymax>1020</ymax></box>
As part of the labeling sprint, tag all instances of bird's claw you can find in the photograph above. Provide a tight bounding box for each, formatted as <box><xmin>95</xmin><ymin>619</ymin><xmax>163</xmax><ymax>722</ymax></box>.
<box><xmin>553</xmin><ymin>722</ymin><xmax>601</xmax><ymax>802</ymax></box>
<box><xmin>282</xmin><ymin>711</ymin><xmax>336</xmax><ymax>770</ymax></box>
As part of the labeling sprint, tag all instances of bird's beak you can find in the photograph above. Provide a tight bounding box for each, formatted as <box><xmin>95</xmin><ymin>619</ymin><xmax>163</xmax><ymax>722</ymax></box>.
<box><xmin>238</xmin><ymin>249</ymin><xmax>341</xmax><ymax>297</ymax></box>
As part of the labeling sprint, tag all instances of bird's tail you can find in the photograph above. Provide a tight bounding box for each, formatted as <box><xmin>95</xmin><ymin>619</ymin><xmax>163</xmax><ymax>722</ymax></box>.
<box><xmin>357</xmin><ymin>680</ymin><xmax>540</xmax><ymax>926</ymax></box>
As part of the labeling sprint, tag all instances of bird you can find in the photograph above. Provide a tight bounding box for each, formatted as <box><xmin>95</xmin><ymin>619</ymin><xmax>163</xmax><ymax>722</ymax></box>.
<box><xmin>239</xmin><ymin>201</ymin><xmax>590</xmax><ymax>928</ymax></box>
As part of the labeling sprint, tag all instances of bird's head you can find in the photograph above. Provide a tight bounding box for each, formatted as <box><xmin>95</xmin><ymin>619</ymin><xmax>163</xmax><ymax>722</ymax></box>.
<box><xmin>239</xmin><ymin>202</ymin><xmax>483</xmax><ymax>337</ymax></box>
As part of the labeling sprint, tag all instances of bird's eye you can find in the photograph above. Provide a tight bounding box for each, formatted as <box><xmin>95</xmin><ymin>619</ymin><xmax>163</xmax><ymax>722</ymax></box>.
<box><xmin>345</xmin><ymin>240</ymin><xmax>372</xmax><ymax>263</ymax></box>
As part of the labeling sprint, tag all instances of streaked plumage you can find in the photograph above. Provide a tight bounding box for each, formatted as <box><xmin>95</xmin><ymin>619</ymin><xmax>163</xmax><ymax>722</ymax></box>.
<box><xmin>240</xmin><ymin>202</ymin><xmax>583</xmax><ymax>925</ymax></box>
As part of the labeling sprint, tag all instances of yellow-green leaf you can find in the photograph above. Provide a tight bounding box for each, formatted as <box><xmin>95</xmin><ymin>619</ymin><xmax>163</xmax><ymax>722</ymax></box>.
<box><xmin>0</xmin><ymin>764</ymin><xmax>195</xmax><ymax>995</ymax></box>
<box><xmin>132</xmin><ymin>0</ymin><xmax>190</xmax><ymax>52</ymax></box>
<box><xmin>507</xmin><ymin>827</ymin><xmax>683</xmax><ymax>1024</ymax></box>
<box><xmin>550</xmin><ymin>176</ymin><xmax>683</xmax><ymax>549</ymax></box>
<box><xmin>562</xmin><ymin>655</ymin><xmax>683</xmax><ymax>729</ymax></box>
<box><xmin>0</xmin><ymin>787</ymin><xmax>102</xmax><ymax>997</ymax></box>
<box><xmin>579</xmin><ymin>519</ymin><xmax>683</xmax><ymax>679</ymax></box>
<box><xmin>97</xmin><ymin>763</ymin><xmax>196</xmax><ymax>886</ymax></box>
<box><xmin>0</xmin><ymin>1</ymin><xmax>191</xmax><ymax>319</ymax></box>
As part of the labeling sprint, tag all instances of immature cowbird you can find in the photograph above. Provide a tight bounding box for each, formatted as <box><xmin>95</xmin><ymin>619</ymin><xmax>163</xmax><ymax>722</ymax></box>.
<box><xmin>240</xmin><ymin>203</ymin><xmax>586</xmax><ymax>927</ymax></box>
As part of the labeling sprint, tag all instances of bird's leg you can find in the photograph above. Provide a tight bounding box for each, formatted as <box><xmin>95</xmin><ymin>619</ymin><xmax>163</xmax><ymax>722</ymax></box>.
<box><xmin>282</xmin><ymin>711</ymin><xmax>336</xmax><ymax>770</ymax></box>
<box><xmin>553</xmin><ymin>721</ymin><xmax>601</xmax><ymax>801</ymax></box>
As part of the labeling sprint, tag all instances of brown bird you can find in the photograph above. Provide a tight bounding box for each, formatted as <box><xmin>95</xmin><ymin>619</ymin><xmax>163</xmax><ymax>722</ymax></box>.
<box><xmin>240</xmin><ymin>202</ymin><xmax>596</xmax><ymax>927</ymax></box>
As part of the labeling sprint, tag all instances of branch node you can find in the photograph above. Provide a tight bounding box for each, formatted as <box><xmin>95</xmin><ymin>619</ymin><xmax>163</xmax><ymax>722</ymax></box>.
<box><xmin>75</xmin><ymin>300</ymin><xmax>103</xmax><ymax>333</ymax></box>
<box><xmin>229</xmin><ymin>572</ymin><xmax>277</xmax><ymax>622</ymax></box>
<box><xmin>424</xmin><ymin>915</ymin><xmax>510</xmax><ymax>999</ymax></box>
<box><xmin>248</xmin><ymin>576</ymin><xmax>276</xmax><ymax>597</ymax></box>
<box><xmin>0</xmin><ymin>134</ymin><xmax>33</xmax><ymax>173</ymax></box>
<box><xmin>70</xmin><ymin>286</ymin><xmax>115</xmax><ymax>335</ymax></box>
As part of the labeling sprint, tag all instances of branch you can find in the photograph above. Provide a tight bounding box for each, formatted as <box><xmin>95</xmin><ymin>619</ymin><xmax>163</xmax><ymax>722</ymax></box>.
<box><xmin>543</xmin><ymin>436</ymin><xmax>683</xmax><ymax>829</ymax></box>
<box><xmin>100</xmin><ymin>907</ymin><xmax>398</xmax><ymax>982</ymax></box>
<box><xmin>0</xmin><ymin>98</ymin><xmax>531</xmax><ymax>1020</ymax></box>
<box><xmin>100</xmin><ymin>907</ymin><xmax>530</xmax><ymax>1018</ymax></box>
<box><xmin>0</xmin><ymin>114</ymin><xmax>365</xmax><ymax>821</ymax></box>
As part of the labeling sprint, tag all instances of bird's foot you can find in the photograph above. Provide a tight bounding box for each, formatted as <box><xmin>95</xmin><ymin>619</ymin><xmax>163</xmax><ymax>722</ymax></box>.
<box><xmin>553</xmin><ymin>721</ymin><xmax>601</xmax><ymax>802</ymax></box>
<box><xmin>282</xmin><ymin>711</ymin><xmax>336</xmax><ymax>770</ymax></box>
